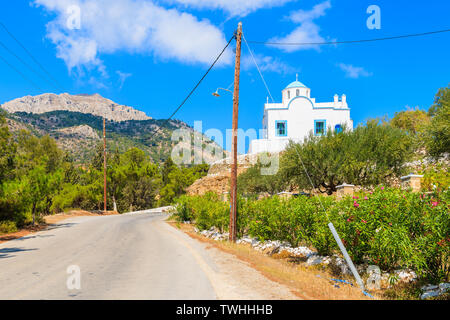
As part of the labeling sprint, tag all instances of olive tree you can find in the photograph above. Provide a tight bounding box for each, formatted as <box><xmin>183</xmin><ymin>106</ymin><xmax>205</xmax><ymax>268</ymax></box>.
<box><xmin>280</xmin><ymin>120</ymin><xmax>414</xmax><ymax>194</ymax></box>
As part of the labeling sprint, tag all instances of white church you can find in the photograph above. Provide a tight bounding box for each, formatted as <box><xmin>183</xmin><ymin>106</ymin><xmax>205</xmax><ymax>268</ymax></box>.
<box><xmin>249</xmin><ymin>76</ymin><xmax>353</xmax><ymax>154</ymax></box>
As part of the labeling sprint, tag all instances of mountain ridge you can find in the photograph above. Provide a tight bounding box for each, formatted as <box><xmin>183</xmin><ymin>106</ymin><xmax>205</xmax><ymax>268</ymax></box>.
<box><xmin>1</xmin><ymin>93</ymin><xmax>151</xmax><ymax>122</ymax></box>
<box><xmin>1</xmin><ymin>93</ymin><xmax>228</xmax><ymax>165</ymax></box>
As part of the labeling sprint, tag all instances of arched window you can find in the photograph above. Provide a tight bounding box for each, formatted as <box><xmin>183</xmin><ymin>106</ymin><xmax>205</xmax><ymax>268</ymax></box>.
<box><xmin>296</xmin><ymin>89</ymin><xmax>299</xmax><ymax>96</ymax></box>
<box><xmin>287</xmin><ymin>90</ymin><xmax>290</xmax><ymax>99</ymax></box>
<box><xmin>335</xmin><ymin>124</ymin><xmax>342</xmax><ymax>133</ymax></box>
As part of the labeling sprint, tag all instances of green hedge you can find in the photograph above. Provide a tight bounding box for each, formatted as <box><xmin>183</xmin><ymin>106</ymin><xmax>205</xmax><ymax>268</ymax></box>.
<box><xmin>175</xmin><ymin>187</ymin><xmax>449</xmax><ymax>283</ymax></box>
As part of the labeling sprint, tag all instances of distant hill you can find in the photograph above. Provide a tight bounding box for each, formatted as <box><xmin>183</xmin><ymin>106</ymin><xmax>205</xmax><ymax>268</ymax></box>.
<box><xmin>1</xmin><ymin>93</ymin><xmax>151</xmax><ymax>122</ymax></box>
<box><xmin>1</xmin><ymin>94</ymin><xmax>227</xmax><ymax>165</ymax></box>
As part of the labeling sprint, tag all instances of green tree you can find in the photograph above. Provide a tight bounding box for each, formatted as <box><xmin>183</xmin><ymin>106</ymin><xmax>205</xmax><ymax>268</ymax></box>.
<box><xmin>280</xmin><ymin>120</ymin><xmax>413</xmax><ymax>194</ymax></box>
<box><xmin>237</xmin><ymin>159</ymin><xmax>284</xmax><ymax>196</ymax></box>
<box><xmin>0</xmin><ymin>110</ymin><xmax>16</xmax><ymax>184</ymax></box>
<box><xmin>391</xmin><ymin>108</ymin><xmax>430</xmax><ymax>135</ymax></box>
<box><xmin>426</xmin><ymin>85</ymin><xmax>450</xmax><ymax>157</ymax></box>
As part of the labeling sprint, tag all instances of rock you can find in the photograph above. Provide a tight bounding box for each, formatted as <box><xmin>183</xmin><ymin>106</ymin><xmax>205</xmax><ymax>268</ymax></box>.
<box><xmin>421</xmin><ymin>290</ymin><xmax>440</xmax><ymax>300</ymax></box>
<box><xmin>238</xmin><ymin>236</ymin><xmax>253</xmax><ymax>245</ymax></box>
<box><xmin>419</xmin><ymin>282</ymin><xmax>450</xmax><ymax>300</ymax></box>
<box><xmin>268</xmin><ymin>245</ymin><xmax>281</xmax><ymax>256</ymax></box>
<box><xmin>251</xmin><ymin>239</ymin><xmax>260</xmax><ymax>247</ymax></box>
<box><xmin>421</xmin><ymin>284</ymin><xmax>439</xmax><ymax>291</ymax></box>
<box><xmin>439</xmin><ymin>282</ymin><xmax>450</xmax><ymax>293</ymax></box>
<box><xmin>322</xmin><ymin>256</ymin><xmax>332</xmax><ymax>265</ymax></box>
<box><xmin>56</xmin><ymin>125</ymin><xmax>99</xmax><ymax>139</ymax></box>
<box><xmin>283</xmin><ymin>246</ymin><xmax>315</xmax><ymax>257</ymax></box>
<box><xmin>394</xmin><ymin>269</ymin><xmax>417</xmax><ymax>283</ymax></box>
<box><xmin>332</xmin><ymin>256</ymin><xmax>351</xmax><ymax>275</ymax></box>
<box><xmin>306</xmin><ymin>255</ymin><xmax>326</xmax><ymax>266</ymax></box>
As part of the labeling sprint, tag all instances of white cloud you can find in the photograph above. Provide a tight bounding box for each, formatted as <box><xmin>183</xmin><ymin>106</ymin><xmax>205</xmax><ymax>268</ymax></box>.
<box><xmin>33</xmin><ymin>0</ymin><xmax>233</xmax><ymax>76</ymax></box>
<box><xmin>163</xmin><ymin>0</ymin><xmax>296</xmax><ymax>17</ymax></box>
<box><xmin>116</xmin><ymin>71</ymin><xmax>132</xmax><ymax>90</ymax></box>
<box><xmin>269</xmin><ymin>0</ymin><xmax>331</xmax><ymax>52</ymax></box>
<box><xmin>337</xmin><ymin>63</ymin><xmax>372</xmax><ymax>79</ymax></box>
<box><xmin>242</xmin><ymin>53</ymin><xmax>293</xmax><ymax>74</ymax></box>
<box><xmin>288</xmin><ymin>0</ymin><xmax>331</xmax><ymax>23</ymax></box>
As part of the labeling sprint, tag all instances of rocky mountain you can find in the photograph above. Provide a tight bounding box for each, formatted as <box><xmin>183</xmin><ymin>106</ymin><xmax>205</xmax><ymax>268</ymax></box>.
<box><xmin>1</xmin><ymin>93</ymin><xmax>227</xmax><ymax>165</ymax></box>
<box><xmin>1</xmin><ymin>93</ymin><xmax>151</xmax><ymax>122</ymax></box>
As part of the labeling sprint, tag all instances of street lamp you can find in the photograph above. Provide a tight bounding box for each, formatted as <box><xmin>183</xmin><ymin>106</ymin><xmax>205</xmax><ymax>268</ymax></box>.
<box><xmin>212</xmin><ymin>87</ymin><xmax>233</xmax><ymax>97</ymax></box>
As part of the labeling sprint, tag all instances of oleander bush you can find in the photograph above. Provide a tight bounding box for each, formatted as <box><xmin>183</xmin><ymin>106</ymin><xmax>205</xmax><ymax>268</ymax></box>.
<box><xmin>175</xmin><ymin>187</ymin><xmax>449</xmax><ymax>283</ymax></box>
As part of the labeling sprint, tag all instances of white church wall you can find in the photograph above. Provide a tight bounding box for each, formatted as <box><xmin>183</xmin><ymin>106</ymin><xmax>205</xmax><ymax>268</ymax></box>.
<box><xmin>249</xmin><ymin>79</ymin><xmax>353</xmax><ymax>154</ymax></box>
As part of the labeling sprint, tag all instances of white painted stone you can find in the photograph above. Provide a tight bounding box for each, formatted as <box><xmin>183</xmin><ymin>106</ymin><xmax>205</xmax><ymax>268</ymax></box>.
<box><xmin>306</xmin><ymin>255</ymin><xmax>326</xmax><ymax>266</ymax></box>
<box><xmin>421</xmin><ymin>290</ymin><xmax>440</xmax><ymax>300</ymax></box>
<box><xmin>439</xmin><ymin>282</ymin><xmax>450</xmax><ymax>293</ymax></box>
<box><xmin>394</xmin><ymin>269</ymin><xmax>417</xmax><ymax>282</ymax></box>
<box><xmin>421</xmin><ymin>284</ymin><xmax>438</xmax><ymax>291</ymax></box>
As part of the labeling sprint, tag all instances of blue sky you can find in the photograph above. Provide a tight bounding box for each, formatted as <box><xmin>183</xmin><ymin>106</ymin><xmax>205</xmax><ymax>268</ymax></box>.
<box><xmin>0</xmin><ymin>0</ymin><xmax>449</xmax><ymax>153</ymax></box>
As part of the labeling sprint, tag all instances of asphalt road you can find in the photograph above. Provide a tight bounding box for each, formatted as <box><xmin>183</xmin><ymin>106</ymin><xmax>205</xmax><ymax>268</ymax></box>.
<box><xmin>0</xmin><ymin>212</ymin><xmax>217</xmax><ymax>299</ymax></box>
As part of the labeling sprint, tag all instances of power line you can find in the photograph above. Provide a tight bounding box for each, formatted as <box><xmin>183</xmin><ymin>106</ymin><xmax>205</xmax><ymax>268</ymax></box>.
<box><xmin>148</xmin><ymin>34</ymin><xmax>235</xmax><ymax>142</ymax></box>
<box><xmin>0</xmin><ymin>40</ymin><xmax>59</xmax><ymax>91</ymax></box>
<box><xmin>0</xmin><ymin>21</ymin><xmax>64</xmax><ymax>91</ymax></box>
<box><xmin>0</xmin><ymin>53</ymin><xmax>43</xmax><ymax>91</ymax></box>
<box><xmin>247</xmin><ymin>28</ymin><xmax>450</xmax><ymax>46</ymax></box>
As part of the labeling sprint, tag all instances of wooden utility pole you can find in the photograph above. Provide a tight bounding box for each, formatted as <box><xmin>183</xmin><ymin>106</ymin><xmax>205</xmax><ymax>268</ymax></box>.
<box><xmin>229</xmin><ymin>22</ymin><xmax>242</xmax><ymax>242</ymax></box>
<box><xmin>103</xmin><ymin>117</ymin><xmax>107</xmax><ymax>213</ymax></box>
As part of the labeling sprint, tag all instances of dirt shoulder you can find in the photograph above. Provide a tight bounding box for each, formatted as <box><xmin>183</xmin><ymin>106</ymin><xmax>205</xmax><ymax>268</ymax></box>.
<box><xmin>0</xmin><ymin>210</ymin><xmax>118</xmax><ymax>244</ymax></box>
<box><xmin>167</xmin><ymin>221</ymin><xmax>371</xmax><ymax>300</ymax></box>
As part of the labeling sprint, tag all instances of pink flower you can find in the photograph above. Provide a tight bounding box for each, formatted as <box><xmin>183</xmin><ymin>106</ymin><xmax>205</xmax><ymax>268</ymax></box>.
<box><xmin>432</xmin><ymin>201</ymin><xmax>438</xmax><ymax>207</ymax></box>
<box><xmin>364</xmin><ymin>196</ymin><xmax>368</xmax><ymax>200</ymax></box>
<box><xmin>369</xmin><ymin>191</ymin><xmax>373</xmax><ymax>195</ymax></box>
<box><xmin>353</xmin><ymin>196</ymin><xmax>359</xmax><ymax>199</ymax></box>
<box><xmin>380</xmin><ymin>186</ymin><xmax>385</xmax><ymax>190</ymax></box>
<box><xmin>389</xmin><ymin>222</ymin><xmax>392</xmax><ymax>226</ymax></box>
<box><xmin>353</xmin><ymin>201</ymin><xmax>359</xmax><ymax>208</ymax></box>
<box><xmin>361</xmin><ymin>219</ymin><xmax>367</xmax><ymax>224</ymax></box>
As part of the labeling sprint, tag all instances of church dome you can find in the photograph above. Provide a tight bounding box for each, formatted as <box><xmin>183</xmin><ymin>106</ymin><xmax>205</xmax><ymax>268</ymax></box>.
<box><xmin>285</xmin><ymin>74</ymin><xmax>307</xmax><ymax>89</ymax></box>
<box><xmin>285</xmin><ymin>80</ymin><xmax>306</xmax><ymax>89</ymax></box>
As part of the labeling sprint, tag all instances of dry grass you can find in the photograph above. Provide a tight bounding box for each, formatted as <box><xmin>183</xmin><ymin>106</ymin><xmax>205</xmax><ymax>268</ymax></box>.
<box><xmin>168</xmin><ymin>221</ymin><xmax>375</xmax><ymax>300</ymax></box>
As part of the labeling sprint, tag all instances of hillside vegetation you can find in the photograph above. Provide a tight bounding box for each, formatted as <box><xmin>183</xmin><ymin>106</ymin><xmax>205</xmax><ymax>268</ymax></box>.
<box><xmin>5</xmin><ymin>110</ymin><xmax>225</xmax><ymax>164</ymax></box>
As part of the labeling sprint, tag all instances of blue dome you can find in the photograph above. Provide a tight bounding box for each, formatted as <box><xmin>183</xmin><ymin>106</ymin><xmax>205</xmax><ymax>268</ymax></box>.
<box><xmin>285</xmin><ymin>80</ymin><xmax>306</xmax><ymax>89</ymax></box>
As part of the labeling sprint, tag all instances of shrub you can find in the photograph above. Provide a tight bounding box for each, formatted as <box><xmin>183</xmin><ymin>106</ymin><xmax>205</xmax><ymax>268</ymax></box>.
<box><xmin>51</xmin><ymin>184</ymin><xmax>100</xmax><ymax>213</ymax></box>
<box><xmin>0</xmin><ymin>220</ymin><xmax>18</xmax><ymax>234</ymax></box>
<box><xmin>174</xmin><ymin>187</ymin><xmax>449</xmax><ymax>283</ymax></box>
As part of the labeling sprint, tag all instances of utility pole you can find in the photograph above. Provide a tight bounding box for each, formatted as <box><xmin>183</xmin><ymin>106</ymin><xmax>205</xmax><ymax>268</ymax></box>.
<box><xmin>229</xmin><ymin>22</ymin><xmax>242</xmax><ymax>242</ymax></box>
<box><xmin>103</xmin><ymin>116</ymin><xmax>107</xmax><ymax>213</ymax></box>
